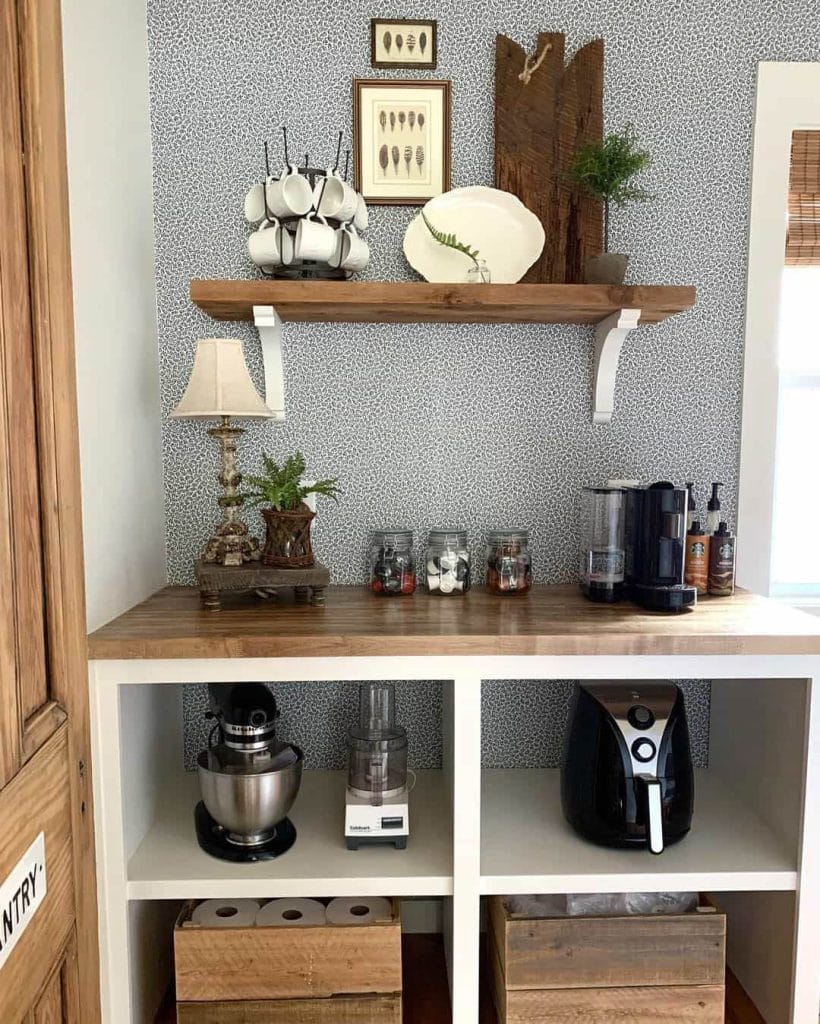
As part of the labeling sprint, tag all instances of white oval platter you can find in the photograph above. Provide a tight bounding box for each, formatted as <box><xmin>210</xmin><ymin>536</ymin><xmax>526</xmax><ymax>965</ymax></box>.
<box><xmin>402</xmin><ymin>186</ymin><xmax>545</xmax><ymax>284</ymax></box>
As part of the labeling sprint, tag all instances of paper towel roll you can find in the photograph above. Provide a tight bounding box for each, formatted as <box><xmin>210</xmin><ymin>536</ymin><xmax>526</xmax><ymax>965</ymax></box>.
<box><xmin>325</xmin><ymin>896</ymin><xmax>393</xmax><ymax>926</ymax></box>
<box><xmin>191</xmin><ymin>898</ymin><xmax>260</xmax><ymax>928</ymax></box>
<box><xmin>256</xmin><ymin>898</ymin><xmax>326</xmax><ymax>927</ymax></box>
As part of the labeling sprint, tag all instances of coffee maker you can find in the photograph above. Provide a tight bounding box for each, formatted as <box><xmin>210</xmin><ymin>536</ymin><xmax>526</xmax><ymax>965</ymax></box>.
<box><xmin>625</xmin><ymin>482</ymin><xmax>697</xmax><ymax>612</ymax></box>
<box><xmin>195</xmin><ymin>684</ymin><xmax>303</xmax><ymax>863</ymax></box>
<box><xmin>561</xmin><ymin>682</ymin><xmax>694</xmax><ymax>854</ymax></box>
<box><xmin>345</xmin><ymin>683</ymin><xmax>409</xmax><ymax>850</ymax></box>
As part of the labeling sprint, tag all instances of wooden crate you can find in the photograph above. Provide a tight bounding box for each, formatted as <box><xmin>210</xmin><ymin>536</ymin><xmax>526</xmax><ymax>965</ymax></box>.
<box><xmin>176</xmin><ymin>994</ymin><xmax>402</xmax><ymax>1023</ymax></box>
<box><xmin>488</xmin><ymin>896</ymin><xmax>725</xmax><ymax>1024</ymax></box>
<box><xmin>174</xmin><ymin>899</ymin><xmax>402</xmax><ymax>1006</ymax></box>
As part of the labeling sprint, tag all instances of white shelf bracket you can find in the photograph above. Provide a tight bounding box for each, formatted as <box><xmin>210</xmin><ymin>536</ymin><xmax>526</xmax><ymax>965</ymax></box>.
<box><xmin>592</xmin><ymin>308</ymin><xmax>641</xmax><ymax>424</ymax></box>
<box><xmin>253</xmin><ymin>304</ymin><xmax>285</xmax><ymax>422</ymax></box>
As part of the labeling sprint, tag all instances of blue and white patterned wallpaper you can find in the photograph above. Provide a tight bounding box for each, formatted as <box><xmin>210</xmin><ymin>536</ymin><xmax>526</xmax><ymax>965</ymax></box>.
<box><xmin>147</xmin><ymin>0</ymin><xmax>819</xmax><ymax>585</ymax></box>
<box><xmin>146</xmin><ymin>1</ymin><xmax>819</xmax><ymax>765</ymax></box>
<box><xmin>182</xmin><ymin>678</ymin><xmax>711</xmax><ymax>771</ymax></box>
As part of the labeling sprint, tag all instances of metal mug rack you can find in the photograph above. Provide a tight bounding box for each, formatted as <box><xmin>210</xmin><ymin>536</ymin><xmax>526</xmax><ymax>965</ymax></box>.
<box><xmin>255</xmin><ymin>127</ymin><xmax>354</xmax><ymax>281</ymax></box>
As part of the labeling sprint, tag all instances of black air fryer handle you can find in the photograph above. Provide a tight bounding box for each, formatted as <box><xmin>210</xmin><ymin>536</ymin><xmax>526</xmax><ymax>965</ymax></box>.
<box><xmin>637</xmin><ymin>774</ymin><xmax>664</xmax><ymax>855</ymax></box>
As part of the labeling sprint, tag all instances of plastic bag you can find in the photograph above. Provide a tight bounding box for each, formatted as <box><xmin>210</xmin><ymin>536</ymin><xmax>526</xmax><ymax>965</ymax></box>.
<box><xmin>504</xmin><ymin>892</ymin><xmax>698</xmax><ymax>918</ymax></box>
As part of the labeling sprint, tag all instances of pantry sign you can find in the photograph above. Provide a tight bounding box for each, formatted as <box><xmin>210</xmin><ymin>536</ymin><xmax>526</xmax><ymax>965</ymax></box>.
<box><xmin>0</xmin><ymin>833</ymin><xmax>46</xmax><ymax>972</ymax></box>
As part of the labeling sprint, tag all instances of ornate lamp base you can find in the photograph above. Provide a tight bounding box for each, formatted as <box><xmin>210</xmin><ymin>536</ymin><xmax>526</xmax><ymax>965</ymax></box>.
<box><xmin>202</xmin><ymin>416</ymin><xmax>260</xmax><ymax>567</ymax></box>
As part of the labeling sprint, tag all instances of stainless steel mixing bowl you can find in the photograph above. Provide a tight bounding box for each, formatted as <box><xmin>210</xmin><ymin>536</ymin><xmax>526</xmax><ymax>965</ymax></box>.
<box><xmin>197</xmin><ymin>745</ymin><xmax>304</xmax><ymax>845</ymax></box>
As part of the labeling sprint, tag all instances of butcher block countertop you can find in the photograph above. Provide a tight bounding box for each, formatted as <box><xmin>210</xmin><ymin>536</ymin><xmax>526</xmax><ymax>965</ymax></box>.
<box><xmin>87</xmin><ymin>585</ymin><xmax>820</xmax><ymax>661</ymax></box>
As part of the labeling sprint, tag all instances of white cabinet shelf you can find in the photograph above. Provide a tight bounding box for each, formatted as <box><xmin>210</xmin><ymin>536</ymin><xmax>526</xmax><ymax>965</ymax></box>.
<box><xmin>128</xmin><ymin>769</ymin><xmax>452</xmax><ymax>900</ymax></box>
<box><xmin>89</xmin><ymin>626</ymin><xmax>820</xmax><ymax>1024</ymax></box>
<box><xmin>480</xmin><ymin>769</ymin><xmax>797</xmax><ymax>896</ymax></box>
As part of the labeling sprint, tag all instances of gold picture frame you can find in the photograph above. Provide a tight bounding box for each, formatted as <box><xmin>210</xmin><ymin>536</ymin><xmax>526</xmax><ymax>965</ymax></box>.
<box><xmin>353</xmin><ymin>78</ymin><xmax>451</xmax><ymax>205</ymax></box>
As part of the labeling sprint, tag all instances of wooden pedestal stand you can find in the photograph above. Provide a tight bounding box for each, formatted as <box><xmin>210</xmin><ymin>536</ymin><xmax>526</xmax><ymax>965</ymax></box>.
<box><xmin>195</xmin><ymin>560</ymin><xmax>330</xmax><ymax>610</ymax></box>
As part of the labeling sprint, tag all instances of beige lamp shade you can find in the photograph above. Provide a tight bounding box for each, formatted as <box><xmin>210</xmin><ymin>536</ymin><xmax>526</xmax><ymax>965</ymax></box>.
<box><xmin>171</xmin><ymin>338</ymin><xmax>273</xmax><ymax>419</ymax></box>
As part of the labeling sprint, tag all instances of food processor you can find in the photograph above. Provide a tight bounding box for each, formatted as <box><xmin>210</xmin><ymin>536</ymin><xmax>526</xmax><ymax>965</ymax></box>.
<box><xmin>345</xmin><ymin>682</ymin><xmax>410</xmax><ymax>850</ymax></box>
<box><xmin>195</xmin><ymin>683</ymin><xmax>303</xmax><ymax>863</ymax></box>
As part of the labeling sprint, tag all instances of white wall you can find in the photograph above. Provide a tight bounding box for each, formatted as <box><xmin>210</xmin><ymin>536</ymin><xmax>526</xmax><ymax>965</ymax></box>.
<box><xmin>61</xmin><ymin>0</ymin><xmax>167</xmax><ymax>630</ymax></box>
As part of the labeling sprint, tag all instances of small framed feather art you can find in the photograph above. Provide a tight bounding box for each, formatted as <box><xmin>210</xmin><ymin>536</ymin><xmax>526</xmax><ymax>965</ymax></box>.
<box><xmin>370</xmin><ymin>18</ymin><xmax>438</xmax><ymax>69</ymax></box>
<box><xmin>353</xmin><ymin>78</ymin><xmax>451</xmax><ymax>205</ymax></box>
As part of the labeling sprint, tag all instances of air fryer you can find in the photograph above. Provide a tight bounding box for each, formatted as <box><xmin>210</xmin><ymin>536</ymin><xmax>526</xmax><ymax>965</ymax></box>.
<box><xmin>561</xmin><ymin>683</ymin><xmax>694</xmax><ymax>854</ymax></box>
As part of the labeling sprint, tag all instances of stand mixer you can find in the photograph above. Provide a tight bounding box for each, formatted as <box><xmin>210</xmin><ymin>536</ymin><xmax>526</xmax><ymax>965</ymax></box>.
<box><xmin>345</xmin><ymin>682</ymin><xmax>410</xmax><ymax>850</ymax></box>
<box><xmin>195</xmin><ymin>683</ymin><xmax>303</xmax><ymax>863</ymax></box>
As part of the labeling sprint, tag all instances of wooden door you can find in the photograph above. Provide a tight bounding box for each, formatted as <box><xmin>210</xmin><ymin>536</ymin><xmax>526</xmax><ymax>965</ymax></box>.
<box><xmin>0</xmin><ymin>0</ymin><xmax>99</xmax><ymax>1021</ymax></box>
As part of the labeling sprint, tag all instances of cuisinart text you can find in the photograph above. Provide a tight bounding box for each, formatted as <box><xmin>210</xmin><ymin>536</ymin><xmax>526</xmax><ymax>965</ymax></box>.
<box><xmin>0</xmin><ymin>832</ymin><xmax>47</xmax><ymax>971</ymax></box>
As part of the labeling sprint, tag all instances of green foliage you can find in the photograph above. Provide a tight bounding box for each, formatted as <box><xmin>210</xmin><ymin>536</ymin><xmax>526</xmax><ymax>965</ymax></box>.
<box><xmin>570</xmin><ymin>124</ymin><xmax>653</xmax><ymax>249</ymax></box>
<box><xmin>570</xmin><ymin>123</ymin><xmax>653</xmax><ymax>205</ymax></box>
<box><xmin>242</xmin><ymin>451</ymin><xmax>341</xmax><ymax>511</ymax></box>
<box><xmin>422</xmin><ymin>212</ymin><xmax>480</xmax><ymax>268</ymax></box>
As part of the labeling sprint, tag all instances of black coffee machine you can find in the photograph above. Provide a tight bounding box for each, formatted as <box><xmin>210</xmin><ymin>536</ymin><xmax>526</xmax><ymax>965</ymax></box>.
<box><xmin>625</xmin><ymin>482</ymin><xmax>696</xmax><ymax>612</ymax></box>
<box><xmin>561</xmin><ymin>683</ymin><xmax>694</xmax><ymax>854</ymax></box>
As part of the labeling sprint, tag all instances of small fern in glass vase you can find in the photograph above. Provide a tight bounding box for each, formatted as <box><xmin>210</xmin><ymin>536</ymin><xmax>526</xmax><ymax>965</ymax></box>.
<box><xmin>422</xmin><ymin>212</ymin><xmax>490</xmax><ymax>282</ymax></box>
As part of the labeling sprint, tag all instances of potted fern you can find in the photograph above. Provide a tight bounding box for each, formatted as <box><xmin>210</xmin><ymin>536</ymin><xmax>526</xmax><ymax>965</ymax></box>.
<box><xmin>569</xmin><ymin>123</ymin><xmax>653</xmax><ymax>285</ymax></box>
<box><xmin>242</xmin><ymin>452</ymin><xmax>341</xmax><ymax>568</ymax></box>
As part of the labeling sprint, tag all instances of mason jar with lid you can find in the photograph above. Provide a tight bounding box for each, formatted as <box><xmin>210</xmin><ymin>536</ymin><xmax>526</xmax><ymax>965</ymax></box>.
<box><xmin>369</xmin><ymin>529</ymin><xmax>416</xmax><ymax>596</ymax></box>
<box><xmin>424</xmin><ymin>529</ymin><xmax>471</xmax><ymax>595</ymax></box>
<box><xmin>485</xmin><ymin>529</ymin><xmax>532</xmax><ymax>594</ymax></box>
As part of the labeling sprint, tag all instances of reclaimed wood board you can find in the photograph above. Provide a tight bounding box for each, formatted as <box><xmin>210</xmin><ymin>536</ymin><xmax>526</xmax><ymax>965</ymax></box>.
<box><xmin>495</xmin><ymin>32</ymin><xmax>604</xmax><ymax>283</ymax></box>
<box><xmin>174</xmin><ymin>902</ymin><xmax>402</xmax><ymax>1002</ymax></box>
<box><xmin>176</xmin><ymin>994</ymin><xmax>402</xmax><ymax>1023</ymax></box>
<box><xmin>189</xmin><ymin>279</ymin><xmax>694</xmax><ymax>325</ymax></box>
<box><xmin>488</xmin><ymin>896</ymin><xmax>726</xmax><ymax>990</ymax></box>
<box><xmin>489</xmin><ymin>927</ymin><xmax>724</xmax><ymax>1024</ymax></box>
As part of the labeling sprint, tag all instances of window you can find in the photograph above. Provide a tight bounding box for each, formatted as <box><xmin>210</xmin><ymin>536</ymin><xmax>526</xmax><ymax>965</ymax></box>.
<box><xmin>770</xmin><ymin>265</ymin><xmax>820</xmax><ymax>598</ymax></box>
<box><xmin>738</xmin><ymin>65</ymin><xmax>820</xmax><ymax>611</ymax></box>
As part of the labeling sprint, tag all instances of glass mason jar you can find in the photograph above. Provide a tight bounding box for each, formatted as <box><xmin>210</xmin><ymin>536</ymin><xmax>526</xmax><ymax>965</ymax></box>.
<box><xmin>369</xmin><ymin>529</ymin><xmax>416</xmax><ymax>596</ymax></box>
<box><xmin>485</xmin><ymin>529</ymin><xmax>532</xmax><ymax>595</ymax></box>
<box><xmin>424</xmin><ymin>529</ymin><xmax>471</xmax><ymax>595</ymax></box>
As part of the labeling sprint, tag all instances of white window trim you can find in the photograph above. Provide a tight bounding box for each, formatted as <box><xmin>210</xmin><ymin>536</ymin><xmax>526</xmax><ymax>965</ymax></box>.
<box><xmin>737</xmin><ymin>62</ymin><xmax>820</xmax><ymax>598</ymax></box>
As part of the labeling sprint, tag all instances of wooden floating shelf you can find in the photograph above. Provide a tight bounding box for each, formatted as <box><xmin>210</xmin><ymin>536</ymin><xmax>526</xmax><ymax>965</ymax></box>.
<box><xmin>190</xmin><ymin>279</ymin><xmax>696</xmax><ymax>326</ymax></box>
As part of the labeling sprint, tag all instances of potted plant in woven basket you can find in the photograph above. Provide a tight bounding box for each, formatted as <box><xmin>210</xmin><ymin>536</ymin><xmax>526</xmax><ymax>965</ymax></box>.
<box><xmin>242</xmin><ymin>452</ymin><xmax>341</xmax><ymax>568</ymax></box>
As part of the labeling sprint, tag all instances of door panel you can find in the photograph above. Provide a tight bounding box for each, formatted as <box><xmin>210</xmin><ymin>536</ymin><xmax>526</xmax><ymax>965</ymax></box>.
<box><xmin>33</xmin><ymin>969</ymin><xmax>63</xmax><ymax>1024</ymax></box>
<box><xmin>28</xmin><ymin>931</ymin><xmax>80</xmax><ymax>1024</ymax></box>
<box><xmin>0</xmin><ymin>727</ymin><xmax>75</xmax><ymax>1023</ymax></box>
<box><xmin>0</xmin><ymin>0</ymin><xmax>99</xmax><ymax>1018</ymax></box>
<box><xmin>0</xmin><ymin>0</ymin><xmax>27</xmax><ymax>789</ymax></box>
<box><xmin>0</xmin><ymin>0</ymin><xmax>51</xmax><ymax>742</ymax></box>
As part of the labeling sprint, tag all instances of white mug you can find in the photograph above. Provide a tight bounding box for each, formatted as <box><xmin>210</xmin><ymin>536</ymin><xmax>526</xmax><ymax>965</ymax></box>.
<box><xmin>315</xmin><ymin>168</ymin><xmax>359</xmax><ymax>222</ymax></box>
<box><xmin>265</xmin><ymin>164</ymin><xmax>313</xmax><ymax>218</ymax></box>
<box><xmin>293</xmin><ymin>212</ymin><xmax>336</xmax><ymax>263</ymax></box>
<box><xmin>248</xmin><ymin>218</ymin><xmax>283</xmax><ymax>268</ymax></box>
<box><xmin>335</xmin><ymin>224</ymin><xmax>370</xmax><ymax>273</ymax></box>
<box><xmin>353</xmin><ymin>193</ymin><xmax>369</xmax><ymax>232</ymax></box>
<box><xmin>244</xmin><ymin>182</ymin><xmax>266</xmax><ymax>223</ymax></box>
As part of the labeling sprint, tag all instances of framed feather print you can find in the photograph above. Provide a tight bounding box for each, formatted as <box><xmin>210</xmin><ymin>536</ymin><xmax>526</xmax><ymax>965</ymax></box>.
<box><xmin>371</xmin><ymin>18</ymin><xmax>438</xmax><ymax>69</ymax></box>
<box><xmin>353</xmin><ymin>78</ymin><xmax>451</xmax><ymax>205</ymax></box>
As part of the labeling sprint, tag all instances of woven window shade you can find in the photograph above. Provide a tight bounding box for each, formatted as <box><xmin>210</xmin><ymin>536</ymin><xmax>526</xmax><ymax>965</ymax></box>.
<box><xmin>786</xmin><ymin>130</ymin><xmax>820</xmax><ymax>266</ymax></box>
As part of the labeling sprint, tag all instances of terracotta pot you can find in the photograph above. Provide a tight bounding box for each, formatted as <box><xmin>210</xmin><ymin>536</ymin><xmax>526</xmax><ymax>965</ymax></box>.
<box><xmin>585</xmin><ymin>253</ymin><xmax>629</xmax><ymax>285</ymax></box>
<box><xmin>261</xmin><ymin>504</ymin><xmax>316</xmax><ymax>568</ymax></box>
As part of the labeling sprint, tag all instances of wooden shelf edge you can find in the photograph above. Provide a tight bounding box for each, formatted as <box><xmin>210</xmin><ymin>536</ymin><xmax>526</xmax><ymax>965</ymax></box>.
<box><xmin>86</xmin><ymin>585</ymin><xmax>820</xmax><ymax>662</ymax></box>
<box><xmin>189</xmin><ymin>279</ymin><xmax>696</xmax><ymax>325</ymax></box>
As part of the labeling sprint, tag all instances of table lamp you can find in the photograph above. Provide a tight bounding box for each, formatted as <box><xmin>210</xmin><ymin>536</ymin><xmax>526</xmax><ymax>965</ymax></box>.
<box><xmin>171</xmin><ymin>338</ymin><xmax>273</xmax><ymax>566</ymax></box>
